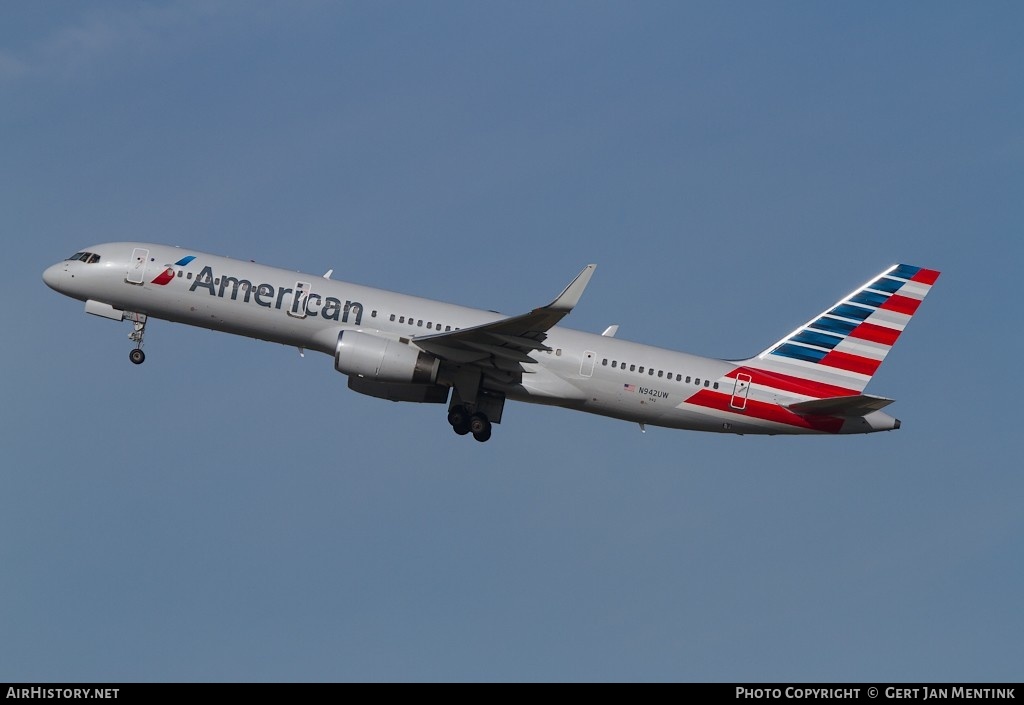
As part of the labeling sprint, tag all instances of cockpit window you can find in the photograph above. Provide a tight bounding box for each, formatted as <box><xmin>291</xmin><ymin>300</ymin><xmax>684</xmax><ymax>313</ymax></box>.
<box><xmin>66</xmin><ymin>252</ymin><xmax>101</xmax><ymax>263</ymax></box>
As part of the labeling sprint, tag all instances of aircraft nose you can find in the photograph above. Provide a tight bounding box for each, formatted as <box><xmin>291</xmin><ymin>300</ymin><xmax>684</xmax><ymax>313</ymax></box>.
<box><xmin>42</xmin><ymin>263</ymin><xmax>63</xmax><ymax>291</ymax></box>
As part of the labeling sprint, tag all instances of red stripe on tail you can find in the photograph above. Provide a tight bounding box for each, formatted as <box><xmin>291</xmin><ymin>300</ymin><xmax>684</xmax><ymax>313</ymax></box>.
<box><xmin>880</xmin><ymin>294</ymin><xmax>921</xmax><ymax>316</ymax></box>
<box><xmin>820</xmin><ymin>350</ymin><xmax>881</xmax><ymax>376</ymax></box>
<box><xmin>848</xmin><ymin>322</ymin><xmax>901</xmax><ymax>346</ymax></box>
<box><xmin>911</xmin><ymin>268</ymin><xmax>941</xmax><ymax>285</ymax></box>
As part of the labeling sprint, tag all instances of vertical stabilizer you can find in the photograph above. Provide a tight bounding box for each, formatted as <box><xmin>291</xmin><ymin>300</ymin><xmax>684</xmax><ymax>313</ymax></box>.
<box><xmin>743</xmin><ymin>264</ymin><xmax>940</xmax><ymax>395</ymax></box>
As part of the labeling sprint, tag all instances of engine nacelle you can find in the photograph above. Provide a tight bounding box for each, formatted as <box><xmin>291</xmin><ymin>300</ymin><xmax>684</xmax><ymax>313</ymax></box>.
<box><xmin>334</xmin><ymin>330</ymin><xmax>439</xmax><ymax>384</ymax></box>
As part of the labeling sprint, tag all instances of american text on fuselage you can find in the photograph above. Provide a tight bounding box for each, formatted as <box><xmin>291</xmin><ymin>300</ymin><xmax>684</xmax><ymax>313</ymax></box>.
<box><xmin>188</xmin><ymin>265</ymin><xmax>363</xmax><ymax>324</ymax></box>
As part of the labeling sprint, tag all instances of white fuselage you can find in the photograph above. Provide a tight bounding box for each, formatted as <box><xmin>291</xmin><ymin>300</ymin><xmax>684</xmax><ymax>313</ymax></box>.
<box><xmin>43</xmin><ymin>242</ymin><xmax>903</xmax><ymax>437</ymax></box>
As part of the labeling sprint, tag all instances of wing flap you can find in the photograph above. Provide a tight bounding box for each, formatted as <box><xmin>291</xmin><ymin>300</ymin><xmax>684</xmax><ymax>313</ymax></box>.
<box><xmin>484</xmin><ymin>332</ymin><xmax>552</xmax><ymax>351</ymax></box>
<box><xmin>461</xmin><ymin>340</ymin><xmax>538</xmax><ymax>363</ymax></box>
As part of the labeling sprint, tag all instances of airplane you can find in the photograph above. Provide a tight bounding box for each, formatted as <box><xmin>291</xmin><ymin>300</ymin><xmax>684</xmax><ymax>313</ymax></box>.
<box><xmin>42</xmin><ymin>243</ymin><xmax>939</xmax><ymax>442</ymax></box>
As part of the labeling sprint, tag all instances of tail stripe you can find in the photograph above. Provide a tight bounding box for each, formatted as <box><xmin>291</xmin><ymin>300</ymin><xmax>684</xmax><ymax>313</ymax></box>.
<box><xmin>837</xmin><ymin>336</ymin><xmax>891</xmax><ymax>359</ymax></box>
<box><xmin>891</xmin><ymin>264</ymin><xmax>922</xmax><ymax>279</ymax></box>
<box><xmin>791</xmin><ymin>330</ymin><xmax>844</xmax><ymax>349</ymax></box>
<box><xmin>870</xmin><ymin>277</ymin><xmax>906</xmax><ymax>294</ymax></box>
<box><xmin>848</xmin><ymin>322</ymin><xmax>901</xmax><ymax>346</ymax></box>
<box><xmin>911</xmin><ymin>268</ymin><xmax>940</xmax><ymax>285</ymax></box>
<box><xmin>774</xmin><ymin>344</ymin><xmax>828</xmax><ymax>363</ymax></box>
<box><xmin>819</xmin><ymin>350</ymin><xmax>882</xmax><ymax>376</ymax></box>
<box><xmin>830</xmin><ymin>304</ymin><xmax>873</xmax><ymax>321</ymax></box>
<box><xmin>851</xmin><ymin>290</ymin><xmax>890</xmax><ymax>308</ymax></box>
<box><xmin>811</xmin><ymin>316</ymin><xmax>858</xmax><ymax>335</ymax></box>
<box><xmin>880</xmin><ymin>294</ymin><xmax>921</xmax><ymax>316</ymax></box>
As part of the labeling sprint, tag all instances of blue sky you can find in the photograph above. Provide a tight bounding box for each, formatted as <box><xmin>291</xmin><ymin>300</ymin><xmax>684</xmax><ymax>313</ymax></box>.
<box><xmin>2</xmin><ymin>1</ymin><xmax>1021</xmax><ymax>682</ymax></box>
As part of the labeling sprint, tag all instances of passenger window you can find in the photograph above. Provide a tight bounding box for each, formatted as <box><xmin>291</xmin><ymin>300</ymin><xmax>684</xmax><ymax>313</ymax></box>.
<box><xmin>676</xmin><ymin>374</ymin><xmax>682</xmax><ymax>382</ymax></box>
<box><xmin>177</xmin><ymin>270</ymin><xmax>183</xmax><ymax>277</ymax></box>
<box><xmin>187</xmin><ymin>272</ymin><xmax>193</xmax><ymax>280</ymax></box>
<box><xmin>639</xmin><ymin>366</ymin><xmax>645</xmax><ymax>373</ymax></box>
<box><xmin>612</xmin><ymin>361</ymin><xmax>617</xmax><ymax>368</ymax></box>
<box><xmin>556</xmin><ymin>349</ymin><xmax>562</xmax><ymax>356</ymax></box>
<box><xmin>649</xmin><ymin>368</ymin><xmax>654</xmax><ymax>376</ymax></box>
<box><xmin>602</xmin><ymin>359</ymin><xmax>608</xmax><ymax>366</ymax></box>
<box><xmin>695</xmin><ymin>378</ymin><xmax>700</xmax><ymax>385</ymax></box>
<box><xmin>630</xmin><ymin>364</ymin><xmax>636</xmax><ymax>372</ymax></box>
<box><xmin>713</xmin><ymin>382</ymin><xmax>719</xmax><ymax>389</ymax></box>
<box><xmin>417</xmin><ymin>320</ymin><xmax>423</xmax><ymax>327</ymax></box>
<box><xmin>704</xmin><ymin>380</ymin><xmax>710</xmax><ymax>387</ymax></box>
<box><xmin>390</xmin><ymin>314</ymin><xmax>396</xmax><ymax>322</ymax></box>
<box><xmin>685</xmin><ymin>376</ymin><xmax>691</xmax><ymax>383</ymax></box>
<box><xmin>446</xmin><ymin>326</ymin><xmax>452</xmax><ymax>331</ymax></box>
<box><xmin>657</xmin><ymin>371</ymin><xmax>663</xmax><ymax>378</ymax></box>
<box><xmin>371</xmin><ymin>310</ymin><xmax>377</xmax><ymax>318</ymax></box>
<box><xmin>399</xmin><ymin>316</ymin><xmax>405</xmax><ymax>323</ymax></box>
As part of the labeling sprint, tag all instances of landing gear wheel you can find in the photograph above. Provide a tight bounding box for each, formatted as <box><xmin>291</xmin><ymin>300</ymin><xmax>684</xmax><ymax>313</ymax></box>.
<box><xmin>448</xmin><ymin>406</ymin><xmax>469</xmax><ymax>428</ymax></box>
<box><xmin>127</xmin><ymin>315</ymin><xmax>149</xmax><ymax>365</ymax></box>
<box><xmin>469</xmin><ymin>413</ymin><xmax>491</xmax><ymax>442</ymax></box>
<box><xmin>449</xmin><ymin>405</ymin><xmax>471</xmax><ymax>436</ymax></box>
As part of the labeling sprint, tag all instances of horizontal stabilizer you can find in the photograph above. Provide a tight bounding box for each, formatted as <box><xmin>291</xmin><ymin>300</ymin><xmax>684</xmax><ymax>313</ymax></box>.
<box><xmin>787</xmin><ymin>394</ymin><xmax>894</xmax><ymax>417</ymax></box>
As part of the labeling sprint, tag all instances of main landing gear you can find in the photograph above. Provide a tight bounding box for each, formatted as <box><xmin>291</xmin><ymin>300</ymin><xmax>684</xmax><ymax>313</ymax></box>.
<box><xmin>127</xmin><ymin>313</ymin><xmax>148</xmax><ymax>365</ymax></box>
<box><xmin>448</xmin><ymin>405</ymin><xmax>492</xmax><ymax>443</ymax></box>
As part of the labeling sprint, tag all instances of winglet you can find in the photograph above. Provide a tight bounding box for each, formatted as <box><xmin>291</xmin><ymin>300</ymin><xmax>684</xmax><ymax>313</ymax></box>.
<box><xmin>547</xmin><ymin>264</ymin><xmax>596</xmax><ymax>312</ymax></box>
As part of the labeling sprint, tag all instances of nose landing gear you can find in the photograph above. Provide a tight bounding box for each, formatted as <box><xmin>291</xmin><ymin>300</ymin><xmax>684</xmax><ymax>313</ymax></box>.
<box><xmin>127</xmin><ymin>313</ymin><xmax>148</xmax><ymax>365</ymax></box>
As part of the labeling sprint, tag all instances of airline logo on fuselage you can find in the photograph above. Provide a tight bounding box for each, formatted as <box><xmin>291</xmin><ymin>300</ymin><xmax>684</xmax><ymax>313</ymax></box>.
<box><xmin>170</xmin><ymin>262</ymin><xmax>363</xmax><ymax>324</ymax></box>
<box><xmin>150</xmin><ymin>256</ymin><xmax>197</xmax><ymax>286</ymax></box>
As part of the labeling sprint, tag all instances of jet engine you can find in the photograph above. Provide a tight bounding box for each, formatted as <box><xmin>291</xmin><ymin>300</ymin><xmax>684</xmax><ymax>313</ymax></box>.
<box><xmin>334</xmin><ymin>330</ymin><xmax>439</xmax><ymax>384</ymax></box>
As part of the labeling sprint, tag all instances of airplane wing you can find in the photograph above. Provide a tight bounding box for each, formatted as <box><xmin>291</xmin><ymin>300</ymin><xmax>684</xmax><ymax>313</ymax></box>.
<box><xmin>786</xmin><ymin>394</ymin><xmax>894</xmax><ymax>417</ymax></box>
<box><xmin>412</xmin><ymin>264</ymin><xmax>596</xmax><ymax>367</ymax></box>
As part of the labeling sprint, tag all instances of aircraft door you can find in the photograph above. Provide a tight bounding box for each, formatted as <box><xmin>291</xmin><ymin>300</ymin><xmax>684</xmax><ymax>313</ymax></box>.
<box><xmin>730</xmin><ymin>373</ymin><xmax>752</xmax><ymax>410</ymax></box>
<box><xmin>288</xmin><ymin>281</ymin><xmax>311</xmax><ymax>318</ymax></box>
<box><xmin>580</xmin><ymin>350</ymin><xmax>596</xmax><ymax>377</ymax></box>
<box><xmin>126</xmin><ymin>248</ymin><xmax>149</xmax><ymax>285</ymax></box>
